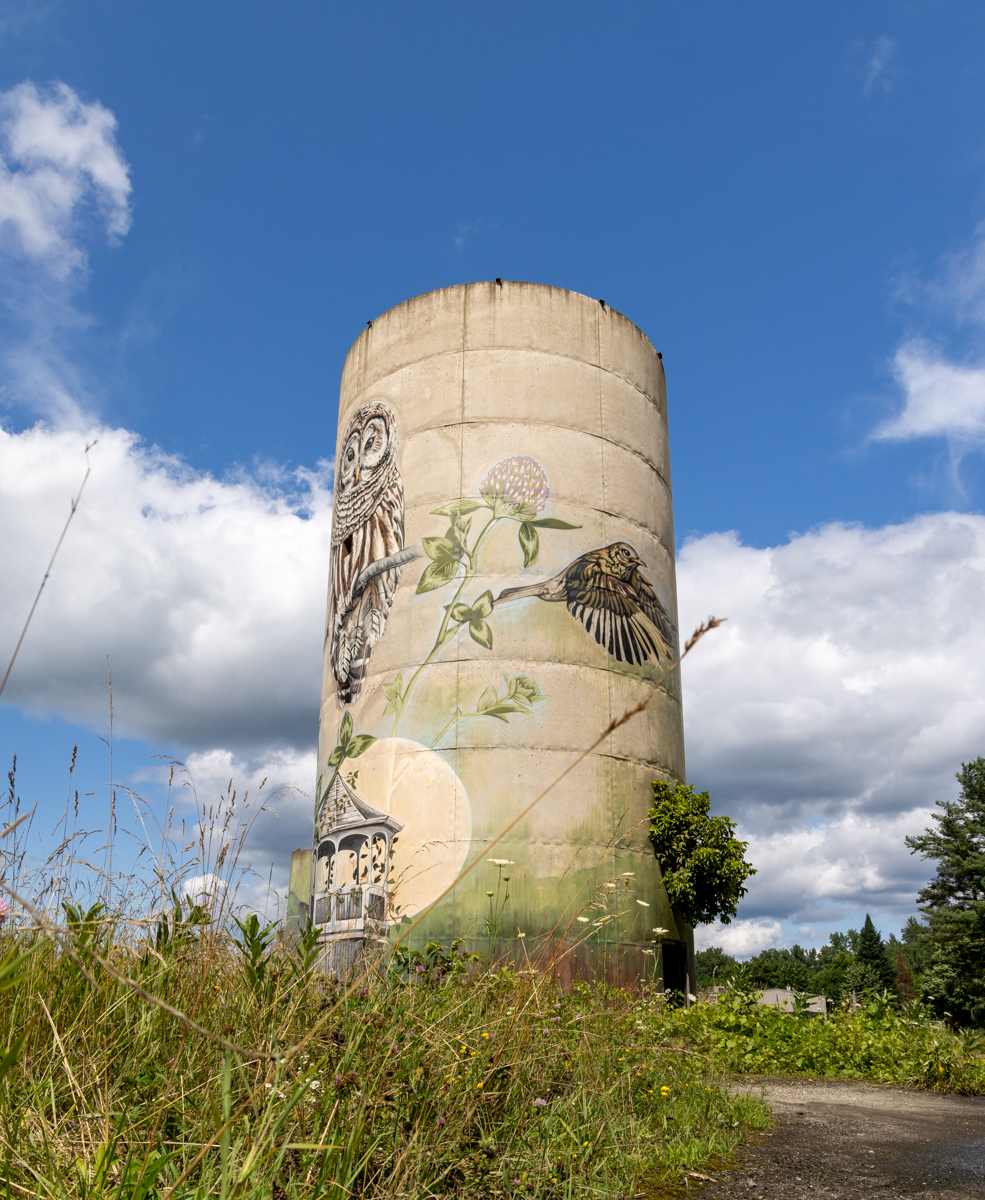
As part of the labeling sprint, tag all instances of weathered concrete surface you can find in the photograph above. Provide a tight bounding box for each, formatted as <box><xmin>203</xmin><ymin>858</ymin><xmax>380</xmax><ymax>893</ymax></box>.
<box><xmin>319</xmin><ymin>282</ymin><xmax>689</xmax><ymax>982</ymax></box>
<box><xmin>692</xmin><ymin>1080</ymin><xmax>985</xmax><ymax>1199</ymax></box>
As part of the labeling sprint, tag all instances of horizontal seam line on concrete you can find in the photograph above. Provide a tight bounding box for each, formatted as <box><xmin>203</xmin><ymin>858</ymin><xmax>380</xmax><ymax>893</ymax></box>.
<box><xmin>364</xmin><ymin>410</ymin><xmax>671</xmax><ymax>490</ymax></box>
<box><xmin>357</xmin><ymin>661</ymin><xmax>683</xmax><ymax>691</ymax></box>
<box><xmin>342</xmin><ymin>346</ymin><xmax>663</xmax><ymax>407</ymax></box>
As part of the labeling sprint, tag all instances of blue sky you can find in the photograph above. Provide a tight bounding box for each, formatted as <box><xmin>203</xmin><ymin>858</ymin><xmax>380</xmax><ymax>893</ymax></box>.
<box><xmin>3</xmin><ymin>2</ymin><xmax>985</xmax><ymax>951</ymax></box>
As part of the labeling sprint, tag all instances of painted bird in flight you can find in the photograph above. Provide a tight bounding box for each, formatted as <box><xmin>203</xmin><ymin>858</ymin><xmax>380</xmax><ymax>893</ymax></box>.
<box><xmin>494</xmin><ymin>542</ymin><xmax>677</xmax><ymax>665</ymax></box>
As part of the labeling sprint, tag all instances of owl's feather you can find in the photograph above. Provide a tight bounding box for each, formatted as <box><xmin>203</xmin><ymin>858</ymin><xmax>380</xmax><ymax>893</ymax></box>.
<box><xmin>328</xmin><ymin>400</ymin><xmax>405</xmax><ymax>707</ymax></box>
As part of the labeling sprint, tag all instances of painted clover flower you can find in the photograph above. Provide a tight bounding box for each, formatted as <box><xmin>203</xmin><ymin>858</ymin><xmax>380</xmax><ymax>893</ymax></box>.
<box><xmin>479</xmin><ymin>455</ymin><xmax>549</xmax><ymax>515</ymax></box>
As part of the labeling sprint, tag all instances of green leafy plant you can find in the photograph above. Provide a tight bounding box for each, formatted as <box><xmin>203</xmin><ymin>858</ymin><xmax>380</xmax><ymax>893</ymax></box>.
<box><xmin>283</xmin><ymin>923</ymin><xmax>323</xmax><ymax>998</ymax></box>
<box><xmin>648</xmin><ymin>782</ymin><xmax>756</xmax><ymax>927</ymax></box>
<box><xmin>230</xmin><ymin>913</ymin><xmax>278</xmax><ymax>1000</ymax></box>
<box><xmin>657</xmin><ymin>983</ymin><xmax>985</xmax><ymax>1092</ymax></box>
<box><xmin>146</xmin><ymin>888</ymin><xmax>210</xmax><ymax>962</ymax></box>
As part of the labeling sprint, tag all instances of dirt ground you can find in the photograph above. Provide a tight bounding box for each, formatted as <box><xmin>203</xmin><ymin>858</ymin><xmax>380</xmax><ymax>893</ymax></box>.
<box><xmin>680</xmin><ymin>1079</ymin><xmax>985</xmax><ymax>1199</ymax></box>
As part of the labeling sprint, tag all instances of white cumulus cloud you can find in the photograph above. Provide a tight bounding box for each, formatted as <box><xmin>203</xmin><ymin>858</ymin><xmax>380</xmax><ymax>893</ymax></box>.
<box><xmin>0</xmin><ymin>423</ymin><xmax>332</xmax><ymax>753</ymax></box>
<box><xmin>0</xmin><ymin>81</ymin><xmax>130</xmax><ymax>275</ymax></box>
<box><xmin>695</xmin><ymin>919</ymin><xmax>784</xmax><ymax>958</ymax></box>
<box><xmin>875</xmin><ymin>341</ymin><xmax>985</xmax><ymax>443</ymax></box>
<box><xmin>678</xmin><ymin>512</ymin><xmax>985</xmax><ymax>941</ymax></box>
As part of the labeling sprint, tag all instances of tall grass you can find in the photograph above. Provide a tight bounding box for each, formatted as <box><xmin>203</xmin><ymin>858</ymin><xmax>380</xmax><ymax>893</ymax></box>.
<box><xmin>0</xmin><ymin>912</ymin><xmax>772</xmax><ymax>1198</ymax></box>
<box><xmin>0</xmin><ymin>737</ymin><xmax>774</xmax><ymax>1199</ymax></box>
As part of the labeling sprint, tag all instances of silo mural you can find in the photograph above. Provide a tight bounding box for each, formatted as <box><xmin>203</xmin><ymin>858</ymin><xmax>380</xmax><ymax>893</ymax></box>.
<box><xmin>309</xmin><ymin>281</ymin><xmax>690</xmax><ymax>986</ymax></box>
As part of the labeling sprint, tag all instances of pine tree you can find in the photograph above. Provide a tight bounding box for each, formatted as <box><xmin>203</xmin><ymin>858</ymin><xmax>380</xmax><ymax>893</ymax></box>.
<box><xmin>853</xmin><ymin>914</ymin><xmax>895</xmax><ymax>992</ymax></box>
<box><xmin>905</xmin><ymin>757</ymin><xmax>985</xmax><ymax>1023</ymax></box>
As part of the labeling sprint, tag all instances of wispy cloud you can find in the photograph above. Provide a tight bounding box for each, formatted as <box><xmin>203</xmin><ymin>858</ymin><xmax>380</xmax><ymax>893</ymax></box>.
<box><xmin>0</xmin><ymin>81</ymin><xmax>132</xmax><ymax>426</ymax></box>
<box><xmin>453</xmin><ymin>218</ymin><xmax>496</xmax><ymax>253</ymax></box>
<box><xmin>862</xmin><ymin>35</ymin><xmax>898</xmax><ymax>97</ymax></box>
<box><xmin>875</xmin><ymin>220</ymin><xmax>985</xmax><ymax>460</ymax></box>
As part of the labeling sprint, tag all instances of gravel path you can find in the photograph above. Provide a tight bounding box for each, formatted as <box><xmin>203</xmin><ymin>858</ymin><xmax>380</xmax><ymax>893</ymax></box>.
<box><xmin>684</xmin><ymin>1079</ymin><xmax>985</xmax><ymax>1199</ymax></box>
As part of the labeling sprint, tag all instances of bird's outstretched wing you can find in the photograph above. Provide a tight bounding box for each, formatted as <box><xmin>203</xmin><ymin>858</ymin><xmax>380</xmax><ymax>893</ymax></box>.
<box><xmin>564</xmin><ymin>559</ymin><xmax>676</xmax><ymax>666</ymax></box>
<box><xmin>627</xmin><ymin>566</ymin><xmax>678</xmax><ymax>651</ymax></box>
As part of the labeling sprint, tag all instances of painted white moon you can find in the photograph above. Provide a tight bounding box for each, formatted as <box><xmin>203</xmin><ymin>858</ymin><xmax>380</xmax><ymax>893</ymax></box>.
<box><xmin>355</xmin><ymin>737</ymin><xmax>472</xmax><ymax>919</ymax></box>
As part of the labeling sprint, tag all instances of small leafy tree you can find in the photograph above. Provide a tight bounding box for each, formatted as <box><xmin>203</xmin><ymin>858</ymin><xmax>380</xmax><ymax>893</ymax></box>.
<box><xmin>694</xmin><ymin>946</ymin><xmax>739</xmax><ymax>988</ymax></box>
<box><xmin>648</xmin><ymin>781</ymin><xmax>756</xmax><ymax>927</ymax></box>
<box><xmin>905</xmin><ymin>756</ymin><xmax>985</xmax><ymax>1023</ymax></box>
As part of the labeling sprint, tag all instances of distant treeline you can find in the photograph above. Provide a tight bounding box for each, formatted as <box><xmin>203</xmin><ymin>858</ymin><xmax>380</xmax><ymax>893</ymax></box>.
<box><xmin>696</xmin><ymin>912</ymin><xmax>930</xmax><ymax>1007</ymax></box>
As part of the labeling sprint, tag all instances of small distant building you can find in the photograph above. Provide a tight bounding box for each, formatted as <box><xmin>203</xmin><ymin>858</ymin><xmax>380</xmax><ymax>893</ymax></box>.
<box><xmin>758</xmin><ymin>986</ymin><xmax>827</xmax><ymax>1015</ymax></box>
<box><xmin>312</xmin><ymin>773</ymin><xmax>403</xmax><ymax>974</ymax></box>
<box><xmin>704</xmin><ymin>984</ymin><xmax>827</xmax><ymax>1015</ymax></box>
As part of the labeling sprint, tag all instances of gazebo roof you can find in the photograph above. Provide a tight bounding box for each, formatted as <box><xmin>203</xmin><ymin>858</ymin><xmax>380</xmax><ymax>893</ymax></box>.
<box><xmin>319</xmin><ymin>772</ymin><xmax>404</xmax><ymax>838</ymax></box>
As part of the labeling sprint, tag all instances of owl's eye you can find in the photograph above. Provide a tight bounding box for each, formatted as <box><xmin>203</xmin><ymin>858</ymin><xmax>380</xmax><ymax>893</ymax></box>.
<box><xmin>360</xmin><ymin>418</ymin><xmax>389</xmax><ymax>468</ymax></box>
<box><xmin>339</xmin><ymin>434</ymin><xmax>360</xmax><ymax>487</ymax></box>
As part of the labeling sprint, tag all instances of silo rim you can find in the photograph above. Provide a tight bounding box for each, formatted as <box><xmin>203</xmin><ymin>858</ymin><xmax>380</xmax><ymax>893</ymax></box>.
<box><xmin>349</xmin><ymin>280</ymin><xmax>658</xmax><ymax>363</ymax></box>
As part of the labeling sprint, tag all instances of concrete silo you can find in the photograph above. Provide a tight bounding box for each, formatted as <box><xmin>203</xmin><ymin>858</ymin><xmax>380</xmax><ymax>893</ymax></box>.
<box><xmin>307</xmin><ymin>281</ymin><xmax>690</xmax><ymax>988</ymax></box>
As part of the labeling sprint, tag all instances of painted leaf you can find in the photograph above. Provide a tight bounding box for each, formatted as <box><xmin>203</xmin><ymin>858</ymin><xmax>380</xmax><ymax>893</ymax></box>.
<box><xmin>382</xmin><ymin>673</ymin><xmax>403</xmax><ymax>702</ymax></box>
<box><xmin>339</xmin><ymin>711</ymin><xmax>353</xmax><ymax>747</ymax></box>
<box><xmin>346</xmin><ymin>734</ymin><xmax>376</xmax><ymax>759</ymax></box>
<box><xmin>469</xmin><ymin>619</ymin><xmax>493</xmax><ymax>650</ymax></box>
<box><xmin>327</xmin><ymin>746</ymin><xmax>345</xmax><ymax>768</ymax></box>
<box><xmin>450</xmin><ymin>603</ymin><xmax>472</xmax><ymax>624</ymax></box>
<box><xmin>478</xmin><ymin>700</ymin><xmax>525</xmax><ymax>721</ymax></box>
<box><xmin>471</xmin><ymin>589</ymin><xmax>494</xmax><ymax>619</ymax></box>
<box><xmin>528</xmin><ymin>517</ymin><xmax>582</xmax><ymax>529</ymax></box>
<box><xmin>416</xmin><ymin>558</ymin><xmax>460</xmax><ymax>594</ymax></box>
<box><xmin>518</xmin><ymin>522</ymin><xmax>539</xmax><ymax>567</ymax></box>
<box><xmin>476</xmin><ymin>684</ymin><xmax>499</xmax><ymax>712</ymax></box>
<box><xmin>430</xmin><ymin>499</ymin><xmax>486</xmax><ymax>517</ymax></box>
<box><xmin>422</xmin><ymin>536</ymin><xmax>457</xmax><ymax>561</ymax></box>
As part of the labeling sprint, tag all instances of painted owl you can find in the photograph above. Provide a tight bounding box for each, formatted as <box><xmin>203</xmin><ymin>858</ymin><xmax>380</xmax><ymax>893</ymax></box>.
<box><xmin>328</xmin><ymin>399</ymin><xmax>405</xmax><ymax>707</ymax></box>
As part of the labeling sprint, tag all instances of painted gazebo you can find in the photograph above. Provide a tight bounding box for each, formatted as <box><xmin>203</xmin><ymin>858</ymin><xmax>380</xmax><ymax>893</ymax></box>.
<box><xmin>313</xmin><ymin>772</ymin><xmax>403</xmax><ymax>972</ymax></box>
